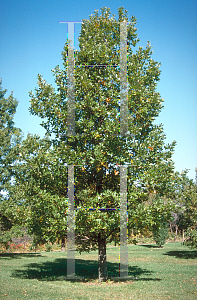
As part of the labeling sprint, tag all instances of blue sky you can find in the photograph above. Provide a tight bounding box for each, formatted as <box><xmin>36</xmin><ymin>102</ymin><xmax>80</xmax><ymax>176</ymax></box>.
<box><xmin>0</xmin><ymin>0</ymin><xmax>196</xmax><ymax>181</ymax></box>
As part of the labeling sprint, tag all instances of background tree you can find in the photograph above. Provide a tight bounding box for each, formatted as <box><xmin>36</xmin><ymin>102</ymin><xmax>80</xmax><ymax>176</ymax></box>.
<box><xmin>28</xmin><ymin>7</ymin><xmax>177</xmax><ymax>281</ymax></box>
<box><xmin>174</xmin><ymin>170</ymin><xmax>197</xmax><ymax>248</ymax></box>
<box><xmin>0</xmin><ymin>80</ymin><xmax>23</xmax><ymax>250</ymax></box>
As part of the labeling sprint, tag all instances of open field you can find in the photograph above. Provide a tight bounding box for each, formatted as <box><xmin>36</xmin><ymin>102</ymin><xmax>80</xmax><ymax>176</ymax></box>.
<box><xmin>0</xmin><ymin>242</ymin><xmax>196</xmax><ymax>299</ymax></box>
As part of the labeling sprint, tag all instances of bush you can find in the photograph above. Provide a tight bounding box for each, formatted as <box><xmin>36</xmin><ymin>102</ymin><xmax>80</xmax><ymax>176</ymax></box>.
<box><xmin>45</xmin><ymin>243</ymin><xmax>52</xmax><ymax>252</ymax></box>
<box><xmin>29</xmin><ymin>242</ymin><xmax>38</xmax><ymax>252</ymax></box>
<box><xmin>128</xmin><ymin>237</ymin><xmax>138</xmax><ymax>245</ymax></box>
<box><xmin>153</xmin><ymin>223</ymin><xmax>169</xmax><ymax>247</ymax></box>
<box><xmin>184</xmin><ymin>225</ymin><xmax>197</xmax><ymax>249</ymax></box>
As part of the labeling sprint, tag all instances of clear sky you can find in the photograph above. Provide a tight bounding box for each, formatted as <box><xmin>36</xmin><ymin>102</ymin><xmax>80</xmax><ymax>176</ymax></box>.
<box><xmin>0</xmin><ymin>0</ymin><xmax>196</xmax><ymax>181</ymax></box>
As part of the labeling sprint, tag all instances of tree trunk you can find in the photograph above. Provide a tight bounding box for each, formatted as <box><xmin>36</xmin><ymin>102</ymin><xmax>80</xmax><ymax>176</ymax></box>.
<box><xmin>61</xmin><ymin>236</ymin><xmax>66</xmax><ymax>251</ymax></box>
<box><xmin>183</xmin><ymin>229</ymin><xmax>185</xmax><ymax>243</ymax></box>
<box><xmin>170</xmin><ymin>223</ymin><xmax>173</xmax><ymax>235</ymax></box>
<box><xmin>98</xmin><ymin>237</ymin><xmax>107</xmax><ymax>282</ymax></box>
<box><xmin>173</xmin><ymin>225</ymin><xmax>178</xmax><ymax>242</ymax></box>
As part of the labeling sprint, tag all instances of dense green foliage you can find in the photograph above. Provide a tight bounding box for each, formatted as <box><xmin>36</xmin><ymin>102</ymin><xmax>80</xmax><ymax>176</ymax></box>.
<box><xmin>14</xmin><ymin>134</ymin><xmax>68</xmax><ymax>246</ymax></box>
<box><xmin>184</xmin><ymin>226</ymin><xmax>197</xmax><ymax>249</ymax></box>
<box><xmin>0</xmin><ymin>80</ymin><xmax>23</xmax><ymax>249</ymax></box>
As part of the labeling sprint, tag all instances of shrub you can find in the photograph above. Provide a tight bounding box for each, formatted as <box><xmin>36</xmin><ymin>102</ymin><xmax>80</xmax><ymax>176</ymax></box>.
<box><xmin>45</xmin><ymin>243</ymin><xmax>52</xmax><ymax>252</ymax></box>
<box><xmin>184</xmin><ymin>225</ymin><xmax>197</xmax><ymax>249</ymax></box>
<box><xmin>153</xmin><ymin>223</ymin><xmax>169</xmax><ymax>247</ymax></box>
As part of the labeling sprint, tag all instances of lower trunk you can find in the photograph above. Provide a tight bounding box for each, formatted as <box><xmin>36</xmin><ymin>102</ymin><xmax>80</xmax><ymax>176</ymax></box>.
<box><xmin>98</xmin><ymin>237</ymin><xmax>107</xmax><ymax>282</ymax></box>
<box><xmin>173</xmin><ymin>225</ymin><xmax>178</xmax><ymax>242</ymax></box>
<box><xmin>170</xmin><ymin>223</ymin><xmax>173</xmax><ymax>234</ymax></box>
<box><xmin>61</xmin><ymin>236</ymin><xmax>66</xmax><ymax>251</ymax></box>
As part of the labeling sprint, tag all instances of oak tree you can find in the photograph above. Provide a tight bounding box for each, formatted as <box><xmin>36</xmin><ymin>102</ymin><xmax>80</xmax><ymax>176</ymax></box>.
<box><xmin>28</xmin><ymin>7</ymin><xmax>176</xmax><ymax>280</ymax></box>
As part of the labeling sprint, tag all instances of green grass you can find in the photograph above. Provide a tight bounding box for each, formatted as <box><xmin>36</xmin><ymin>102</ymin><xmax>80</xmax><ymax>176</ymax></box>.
<box><xmin>0</xmin><ymin>242</ymin><xmax>196</xmax><ymax>299</ymax></box>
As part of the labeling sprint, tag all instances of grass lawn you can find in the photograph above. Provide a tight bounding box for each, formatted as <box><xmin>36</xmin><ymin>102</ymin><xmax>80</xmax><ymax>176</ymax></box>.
<box><xmin>0</xmin><ymin>242</ymin><xmax>196</xmax><ymax>299</ymax></box>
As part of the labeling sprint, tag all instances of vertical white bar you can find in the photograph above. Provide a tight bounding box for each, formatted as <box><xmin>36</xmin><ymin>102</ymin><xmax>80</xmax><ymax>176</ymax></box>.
<box><xmin>67</xmin><ymin>165</ymin><xmax>75</xmax><ymax>278</ymax></box>
<box><xmin>68</xmin><ymin>22</ymin><xmax>74</xmax><ymax>48</ymax></box>
<box><xmin>120</xmin><ymin>165</ymin><xmax>128</xmax><ymax>277</ymax></box>
<box><xmin>120</xmin><ymin>21</ymin><xmax>128</xmax><ymax>136</ymax></box>
<box><xmin>67</xmin><ymin>23</ymin><xmax>75</xmax><ymax>136</ymax></box>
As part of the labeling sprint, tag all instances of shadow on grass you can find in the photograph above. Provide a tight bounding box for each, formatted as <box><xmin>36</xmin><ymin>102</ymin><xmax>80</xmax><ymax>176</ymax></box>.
<box><xmin>12</xmin><ymin>257</ymin><xmax>161</xmax><ymax>282</ymax></box>
<box><xmin>139</xmin><ymin>244</ymin><xmax>159</xmax><ymax>248</ymax></box>
<box><xmin>0</xmin><ymin>253</ymin><xmax>43</xmax><ymax>259</ymax></box>
<box><xmin>163</xmin><ymin>250</ymin><xmax>197</xmax><ymax>259</ymax></box>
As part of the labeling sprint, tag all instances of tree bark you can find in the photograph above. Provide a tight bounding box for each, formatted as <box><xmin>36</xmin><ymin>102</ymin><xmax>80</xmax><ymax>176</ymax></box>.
<box><xmin>98</xmin><ymin>237</ymin><xmax>107</xmax><ymax>282</ymax></box>
<box><xmin>173</xmin><ymin>225</ymin><xmax>178</xmax><ymax>242</ymax></box>
<box><xmin>170</xmin><ymin>223</ymin><xmax>173</xmax><ymax>235</ymax></box>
